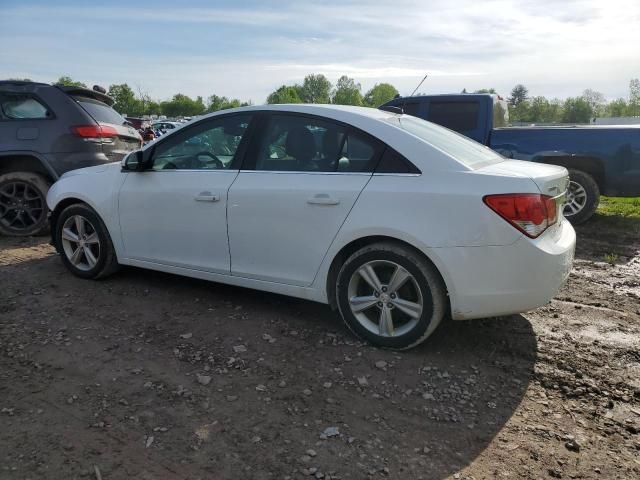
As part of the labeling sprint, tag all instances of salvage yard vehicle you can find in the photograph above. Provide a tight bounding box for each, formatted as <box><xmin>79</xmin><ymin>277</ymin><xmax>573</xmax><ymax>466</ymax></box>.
<box><xmin>47</xmin><ymin>105</ymin><xmax>576</xmax><ymax>349</ymax></box>
<box><xmin>382</xmin><ymin>94</ymin><xmax>640</xmax><ymax>224</ymax></box>
<box><xmin>0</xmin><ymin>80</ymin><xmax>141</xmax><ymax>236</ymax></box>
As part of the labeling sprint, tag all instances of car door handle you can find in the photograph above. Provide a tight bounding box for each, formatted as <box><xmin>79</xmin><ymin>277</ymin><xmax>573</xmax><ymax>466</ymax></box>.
<box><xmin>194</xmin><ymin>192</ymin><xmax>220</xmax><ymax>202</ymax></box>
<box><xmin>307</xmin><ymin>194</ymin><xmax>340</xmax><ymax>206</ymax></box>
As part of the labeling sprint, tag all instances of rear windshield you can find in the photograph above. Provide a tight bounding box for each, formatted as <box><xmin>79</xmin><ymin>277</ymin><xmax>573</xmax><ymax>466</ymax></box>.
<box><xmin>388</xmin><ymin>115</ymin><xmax>504</xmax><ymax>168</ymax></box>
<box><xmin>73</xmin><ymin>96</ymin><xmax>126</xmax><ymax>125</ymax></box>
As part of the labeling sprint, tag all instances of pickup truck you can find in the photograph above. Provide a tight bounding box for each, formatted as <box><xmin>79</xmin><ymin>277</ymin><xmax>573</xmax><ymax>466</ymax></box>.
<box><xmin>382</xmin><ymin>94</ymin><xmax>640</xmax><ymax>223</ymax></box>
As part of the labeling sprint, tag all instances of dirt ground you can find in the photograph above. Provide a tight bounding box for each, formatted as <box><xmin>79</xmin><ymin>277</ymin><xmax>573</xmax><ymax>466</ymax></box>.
<box><xmin>1</xmin><ymin>216</ymin><xmax>639</xmax><ymax>480</ymax></box>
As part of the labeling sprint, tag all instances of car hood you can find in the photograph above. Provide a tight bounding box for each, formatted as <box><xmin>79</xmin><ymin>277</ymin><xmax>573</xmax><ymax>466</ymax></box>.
<box><xmin>60</xmin><ymin>161</ymin><xmax>121</xmax><ymax>179</ymax></box>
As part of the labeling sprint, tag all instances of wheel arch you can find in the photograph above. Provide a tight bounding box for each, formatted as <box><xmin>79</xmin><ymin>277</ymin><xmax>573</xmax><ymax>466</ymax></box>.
<box><xmin>325</xmin><ymin>235</ymin><xmax>452</xmax><ymax>315</ymax></box>
<box><xmin>538</xmin><ymin>155</ymin><xmax>604</xmax><ymax>191</ymax></box>
<box><xmin>0</xmin><ymin>152</ymin><xmax>58</xmax><ymax>183</ymax></box>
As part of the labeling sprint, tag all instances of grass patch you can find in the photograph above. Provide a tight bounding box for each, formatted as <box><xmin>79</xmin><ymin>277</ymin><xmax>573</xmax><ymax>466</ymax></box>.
<box><xmin>598</xmin><ymin>196</ymin><xmax>640</xmax><ymax>218</ymax></box>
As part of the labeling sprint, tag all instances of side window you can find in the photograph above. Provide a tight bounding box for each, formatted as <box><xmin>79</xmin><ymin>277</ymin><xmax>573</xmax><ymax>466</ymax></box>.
<box><xmin>427</xmin><ymin>101</ymin><xmax>479</xmax><ymax>132</ymax></box>
<box><xmin>152</xmin><ymin>115</ymin><xmax>251</xmax><ymax>171</ymax></box>
<box><xmin>401</xmin><ymin>102</ymin><xmax>421</xmax><ymax>117</ymax></box>
<box><xmin>255</xmin><ymin>114</ymin><xmax>379</xmax><ymax>173</ymax></box>
<box><xmin>0</xmin><ymin>94</ymin><xmax>51</xmax><ymax>119</ymax></box>
<box><xmin>375</xmin><ymin>148</ymin><xmax>421</xmax><ymax>174</ymax></box>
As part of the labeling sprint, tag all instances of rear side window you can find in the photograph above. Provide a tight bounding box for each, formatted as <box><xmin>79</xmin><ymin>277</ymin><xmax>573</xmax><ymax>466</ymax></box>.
<box><xmin>375</xmin><ymin>148</ymin><xmax>421</xmax><ymax>174</ymax></box>
<box><xmin>0</xmin><ymin>94</ymin><xmax>51</xmax><ymax>119</ymax></box>
<box><xmin>427</xmin><ymin>101</ymin><xmax>479</xmax><ymax>132</ymax></box>
<box><xmin>73</xmin><ymin>96</ymin><xmax>125</xmax><ymax>125</ymax></box>
<box><xmin>254</xmin><ymin>114</ymin><xmax>381</xmax><ymax>173</ymax></box>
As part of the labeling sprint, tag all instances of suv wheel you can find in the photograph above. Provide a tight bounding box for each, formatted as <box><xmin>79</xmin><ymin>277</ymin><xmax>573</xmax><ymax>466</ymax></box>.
<box><xmin>55</xmin><ymin>203</ymin><xmax>119</xmax><ymax>279</ymax></box>
<box><xmin>0</xmin><ymin>172</ymin><xmax>50</xmax><ymax>236</ymax></box>
<box><xmin>336</xmin><ymin>242</ymin><xmax>447</xmax><ymax>350</ymax></box>
<box><xmin>563</xmin><ymin>169</ymin><xmax>599</xmax><ymax>225</ymax></box>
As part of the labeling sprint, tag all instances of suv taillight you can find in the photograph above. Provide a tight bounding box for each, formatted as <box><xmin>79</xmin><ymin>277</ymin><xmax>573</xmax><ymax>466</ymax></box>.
<box><xmin>484</xmin><ymin>193</ymin><xmax>557</xmax><ymax>238</ymax></box>
<box><xmin>71</xmin><ymin>125</ymin><xmax>118</xmax><ymax>142</ymax></box>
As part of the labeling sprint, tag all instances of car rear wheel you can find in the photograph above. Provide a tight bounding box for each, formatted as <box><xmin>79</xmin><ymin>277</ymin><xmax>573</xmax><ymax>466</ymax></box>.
<box><xmin>563</xmin><ymin>169</ymin><xmax>599</xmax><ymax>225</ymax></box>
<box><xmin>0</xmin><ymin>172</ymin><xmax>50</xmax><ymax>236</ymax></box>
<box><xmin>336</xmin><ymin>242</ymin><xmax>446</xmax><ymax>350</ymax></box>
<box><xmin>55</xmin><ymin>203</ymin><xmax>119</xmax><ymax>279</ymax></box>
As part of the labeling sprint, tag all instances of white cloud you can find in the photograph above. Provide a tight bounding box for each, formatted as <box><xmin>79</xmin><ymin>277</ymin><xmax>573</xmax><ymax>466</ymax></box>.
<box><xmin>1</xmin><ymin>0</ymin><xmax>639</xmax><ymax>102</ymax></box>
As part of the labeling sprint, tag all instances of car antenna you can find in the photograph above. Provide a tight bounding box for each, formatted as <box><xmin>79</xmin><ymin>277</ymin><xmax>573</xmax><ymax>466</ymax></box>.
<box><xmin>410</xmin><ymin>73</ymin><xmax>428</xmax><ymax>96</ymax></box>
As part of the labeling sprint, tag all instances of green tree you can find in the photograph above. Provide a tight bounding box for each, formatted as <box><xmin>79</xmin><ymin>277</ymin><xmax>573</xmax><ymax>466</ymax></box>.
<box><xmin>206</xmin><ymin>94</ymin><xmax>249</xmax><ymax>112</ymax></box>
<box><xmin>331</xmin><ymin>75</ymin><xmax>363</xmax><ymax>106</ymax></box>
<box><xmin>561</xmin><ymin>97</ymin><xmax>593</xmax><ymax>124</ymax></box>
<box><xmin>582</xmin><ymin>89</ymin><xmax>606</xmax><ymax>117</ymax></box>
<box><xmin>474</xmin><ymin>88</ymin><xmax>497</xmax><ymax>94</ymax></box>
<box><xmin>55</xmin><ymin>76</ymin><xmax>86</xmax><ymax>88</ymax></box>
<box><xmin>629</xmin><ymin>78</ymin><xmax>640</xmax><ymax>116</ymax></box>
<box><xmin>266</xmin><ymin>85</ymin><xmax>303</xmax><ymax>104</ymax></box>
<box><xmin>300</xmin><ymin>74</ymin><xmax>332</xmax><ymax>104</ymax></box>
<box><xmin>108</xmin><ymin>83</ymin><xmax>140</xmax><ymax>116</ymax></box>
<box><xmin>509</xmin><ymin>84</ymin><xmax>528</xmax><ymax>107</ymax></box>
<box><xmin>363</xmin><ymin>83</ymin><xmax>399</xmax><ymax>107</ymax></box>
<box><xmin>160</xmin><ymin>94</ymin><xmax>205</xmax><ymax>117</ymax></box>
<box><xmin>604</xmin><ymin>98</ymin><xmax>628</xmax><ymax>117</ymax></box>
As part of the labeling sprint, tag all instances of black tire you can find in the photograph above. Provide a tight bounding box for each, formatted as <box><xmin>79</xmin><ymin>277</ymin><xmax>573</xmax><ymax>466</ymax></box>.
<box><xmin>55</xmin><ymin>203</ymin><xmax>119</xmax><ymax>279</ymax></box>
<box><xmin>0</xmin><ymin>171</ymin><xmax>50</xmax><ymax>236</ymax></box>
<box><xmin>336</xmin><ymin>242</ymin><xmax>447</xmax><ymax>350</ymax></box>
<box><xmin>564</xmin><ymin>169</ymin><xmax>599</xmax><ymax>225</ymax></box>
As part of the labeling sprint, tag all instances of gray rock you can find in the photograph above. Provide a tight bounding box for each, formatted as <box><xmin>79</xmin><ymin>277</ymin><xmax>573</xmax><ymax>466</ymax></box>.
<box><xmin>196</xmin><ymin>374</ymin><xmax>212</xmax><ymax>386</ymax></box>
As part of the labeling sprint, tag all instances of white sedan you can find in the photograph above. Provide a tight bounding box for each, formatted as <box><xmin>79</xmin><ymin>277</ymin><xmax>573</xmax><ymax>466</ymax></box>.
<box><xmin>47</xmin><ymin>105</ymin><xmax>575</xmax><ymax>349</ymax></box>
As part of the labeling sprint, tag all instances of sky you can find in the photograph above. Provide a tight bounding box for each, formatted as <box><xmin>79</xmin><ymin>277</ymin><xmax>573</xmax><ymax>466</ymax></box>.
<box><xmin>1</xmin><ymin>0</ymin><xmax>639</xmax><ymax>104</ymax></box>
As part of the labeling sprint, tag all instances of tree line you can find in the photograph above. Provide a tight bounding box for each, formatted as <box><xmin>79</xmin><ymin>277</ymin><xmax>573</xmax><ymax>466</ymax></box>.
<box><xmin>22</xmin><ymin>75</ymin><xmax>640</xmax><ymax>123</ymax></box>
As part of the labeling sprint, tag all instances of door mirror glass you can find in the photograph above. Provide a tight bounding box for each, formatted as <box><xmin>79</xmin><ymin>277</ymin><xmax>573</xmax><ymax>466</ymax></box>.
<box><xmin>122</xmin><ymin>150</ymin><xmax>143</xmax><ymax>171</ymax></box>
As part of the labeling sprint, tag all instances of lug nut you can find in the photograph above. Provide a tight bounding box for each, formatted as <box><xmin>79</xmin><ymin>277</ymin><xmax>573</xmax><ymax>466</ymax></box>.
<box><xmin>390</xmin><ymin>293</ymin><xmax>396</xmax><ymax>299</ymax></box>
<box><xmin>381</xmin><ymin>287</ymin><xmax>387</xmax><ymax>292</ymax></box>
<box><xmin>377</xmin><ymin>302</ymin><xmax>383</xmax><ymax>307</ymax></box>
<box><xmin>374</xmin><ymin>291</ymin><xmax>380</xmax><ymax>297</ymax></box>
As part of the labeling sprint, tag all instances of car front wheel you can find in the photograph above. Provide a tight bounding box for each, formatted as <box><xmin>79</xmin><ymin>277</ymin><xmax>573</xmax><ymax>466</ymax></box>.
<box><xmin>55</xmin><ymin>203</ymin><xmax>119</xmax><ymax>279</ymax></box>
<box><xmin>336</xmin><ymin>242</ymin><xmax>447</xmax><ymax>350</ymax></box>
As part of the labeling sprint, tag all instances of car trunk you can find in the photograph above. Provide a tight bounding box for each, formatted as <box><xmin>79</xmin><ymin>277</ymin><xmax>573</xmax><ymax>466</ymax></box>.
<box><xmin>73</xmin><ymin>95</ymin><xmax>141</xmax><ymax>161</ymax></box>
<box><xmin>478</xmin><ymin>159</ymin><xmax>569</xmax><ymax>197</ymax></box>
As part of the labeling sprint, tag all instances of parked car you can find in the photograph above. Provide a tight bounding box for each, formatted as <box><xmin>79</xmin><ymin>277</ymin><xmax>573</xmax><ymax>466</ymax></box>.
<box><xmin>0</xmin><ymin>80</ymin><xmax>142</xmax><ymax>236</ymax></box>
<box><xmin>47</xmin><ymin>105</ymin><xmax>575</xmax><ymax>349</ymax></box>
<box><xmin>151</xmin><ymin>121</ymin><xmax>181</xmax><ymax>134</ymax></box>
<box><xmin>382</xmin><ymin>94</ymin><xmax>640</xmax><ymax>223</ymax></box>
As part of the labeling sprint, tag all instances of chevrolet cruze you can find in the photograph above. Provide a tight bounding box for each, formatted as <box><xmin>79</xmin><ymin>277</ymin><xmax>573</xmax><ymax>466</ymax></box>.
<box><xmin>47</xmin><ymin>105</ymin><xmax>576</xmax><ymax>349</ymax></box>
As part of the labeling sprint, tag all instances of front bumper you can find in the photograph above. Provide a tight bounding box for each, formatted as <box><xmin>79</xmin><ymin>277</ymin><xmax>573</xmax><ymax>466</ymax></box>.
<box><xmin>432</xmin><ymin>219</ymin><xmax>576</xmax><ymax>320</ymax></box>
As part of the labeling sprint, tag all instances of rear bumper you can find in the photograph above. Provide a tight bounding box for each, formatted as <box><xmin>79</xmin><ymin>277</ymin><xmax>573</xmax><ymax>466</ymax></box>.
<box><xmin>432</xmin><ymin>220</ymin><xmax>576</xmax><ymax>320</ymax></box>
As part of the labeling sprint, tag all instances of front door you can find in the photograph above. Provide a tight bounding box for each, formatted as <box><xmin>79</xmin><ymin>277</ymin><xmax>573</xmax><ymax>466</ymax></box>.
<box><xmin>118</xmin><ymin>114</ymin><xmax>253</xmax><ymax>273</ymax></box>
<box><xmin>228</xmin><ymin>113</ymin><xmax>383</xmax><ymax>286</ymax></box>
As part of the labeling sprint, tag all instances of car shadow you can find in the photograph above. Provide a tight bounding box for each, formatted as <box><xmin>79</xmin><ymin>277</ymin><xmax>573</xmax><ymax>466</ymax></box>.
<box><xmin>2</xmin><ymin>250</ymin><xmax>536</xmax><ymax>479</ymax></box>
<box><xmin>113</xmin><ymin>266</ymin><xmax>537</xmax><ymax>478</ymax></box>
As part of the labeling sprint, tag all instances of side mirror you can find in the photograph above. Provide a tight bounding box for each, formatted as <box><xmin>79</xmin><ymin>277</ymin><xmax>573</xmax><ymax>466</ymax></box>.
<box><xmin>122</xmin><ymin>150</ymin><xmax>144</xmax><ymax>171</ymax></box>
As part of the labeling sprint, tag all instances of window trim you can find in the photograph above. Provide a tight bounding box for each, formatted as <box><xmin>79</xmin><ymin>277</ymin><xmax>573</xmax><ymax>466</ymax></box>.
<box><xmin>142</xmin><ymin>112</ymin><xmax>256</xmax><ymax>172</ymax></box>
<box><xmin>241</xmin><ymin>111</ymin><xmax>386</xmax><ymax>174</ymax></box>
<box><xmin>0</xmin><ymin>92</ymin><xmax>56</xmax><ymax>122</ymax></box>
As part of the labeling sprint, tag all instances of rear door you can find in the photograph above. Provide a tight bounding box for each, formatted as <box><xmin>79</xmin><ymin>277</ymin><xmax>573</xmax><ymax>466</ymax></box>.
<box><xmin>227</xmin><ymin>112</ymin><xmax>383</xmax><ymax>286</ymax></box>
<box><xmin>72</xmin><ymin>95</ymin><xmax>141</xmax><ymax>161</ymax></box>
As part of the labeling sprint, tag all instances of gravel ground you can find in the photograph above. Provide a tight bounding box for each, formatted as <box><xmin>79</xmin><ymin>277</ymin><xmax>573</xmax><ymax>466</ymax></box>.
<box><xmin>1</xmin><ymin>217</ymin><xmax>639</xmax><ymax>480</ymax></box>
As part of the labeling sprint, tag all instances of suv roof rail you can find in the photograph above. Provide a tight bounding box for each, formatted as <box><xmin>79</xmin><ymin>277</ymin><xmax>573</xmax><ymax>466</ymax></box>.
<box><xmin>55</xmin><ymin>85</ymin><xmax>115</xmax><ymax>106</ymax></box>
<box><xmin>0</xmin><ymin>80</ymin><xmax>49</xmax><ymax>87</ymax></box>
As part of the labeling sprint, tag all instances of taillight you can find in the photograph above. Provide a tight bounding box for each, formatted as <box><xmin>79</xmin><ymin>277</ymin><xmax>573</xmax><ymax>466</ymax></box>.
<box><xmin>71</xmin><ymin>125</ymin><xmax>118</xmax><ymax>142</ymax></box>
<box><xmin>483</xmin><ymin>193</ymin><xmax>558</xmax><ymax>238</ymax></box>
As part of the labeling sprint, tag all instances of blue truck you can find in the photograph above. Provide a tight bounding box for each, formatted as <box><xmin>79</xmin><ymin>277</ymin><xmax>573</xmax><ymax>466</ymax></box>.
<box><xmin>382</xmin><ymin>94</ymin><xmax>640</xmax><ymax>223</ymax></box>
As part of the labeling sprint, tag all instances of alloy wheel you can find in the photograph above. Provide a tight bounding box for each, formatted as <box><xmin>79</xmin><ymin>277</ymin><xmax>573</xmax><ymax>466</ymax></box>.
<box><xmin>563</xmin><ymin>180</ymin><xmax>587</xmax><ymax>217</ymax></box>
<box><xmin>0</xmin><ymin>181</ymin><xmax>46</xmax><ymax>231</ymax></box>
<box><xmin>347</xmin><ymin>260</ymin><xmax>424</xmax><ymax>337</ymax></box>
<box><xmin>60</xmin><ymin>215</ymin><xmax>101</xmax><ymax>271</ymax></box>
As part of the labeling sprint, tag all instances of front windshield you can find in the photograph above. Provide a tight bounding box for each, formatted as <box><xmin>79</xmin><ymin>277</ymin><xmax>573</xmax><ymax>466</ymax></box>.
<box><xmin>388</xmin><ymin>115</ymin><xmax>504</xmax><ymax>169</ymax></box>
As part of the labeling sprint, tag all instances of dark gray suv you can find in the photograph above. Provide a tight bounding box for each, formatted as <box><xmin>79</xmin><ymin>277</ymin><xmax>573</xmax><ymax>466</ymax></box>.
<box><xmin>0</xmin><ymin>80</ymin><xmax>141</xmax><ymax>236</ymax></box>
